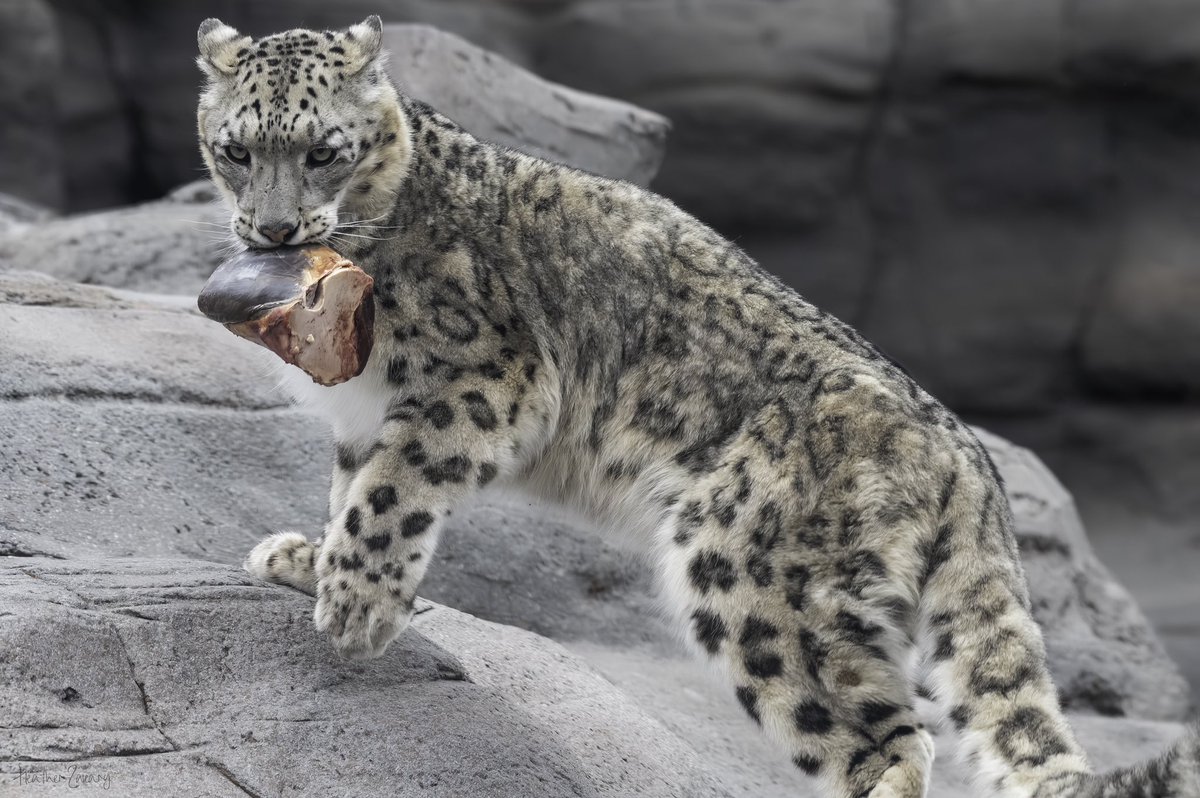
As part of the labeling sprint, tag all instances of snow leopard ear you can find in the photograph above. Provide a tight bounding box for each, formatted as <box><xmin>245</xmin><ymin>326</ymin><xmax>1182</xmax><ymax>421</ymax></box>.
<box><xmin>343</xmin><ymin>15</ymin><xmax>384</xmax><ymax>74</ymax></box>
<box><xmin>197</xmin><ymin>18</ymin><xmax>251</xmax><ymax>78</ymax></box>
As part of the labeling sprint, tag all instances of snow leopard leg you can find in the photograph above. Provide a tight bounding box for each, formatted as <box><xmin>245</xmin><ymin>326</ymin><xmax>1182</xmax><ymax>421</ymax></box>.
<box><xmin>917</xmin><ymin>461</ymin><xmax>1090</xmax><ymax>797</ymax></box>
<box><xmin>662</xmin><ymin>491</ymin><xmax>934</xmax><ymax>798</ymax></box>
<box><xmin>245</xmin><ymin>531</ymin><xmax>320</xmax><ymax>595</ymax></box>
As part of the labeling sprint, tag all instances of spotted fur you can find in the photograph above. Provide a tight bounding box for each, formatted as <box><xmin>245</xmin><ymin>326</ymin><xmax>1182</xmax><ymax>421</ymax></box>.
<box><xmin>201</xmin><ymin>17</ymin><xmax>1199</xmax><ymax>798</ymax></box>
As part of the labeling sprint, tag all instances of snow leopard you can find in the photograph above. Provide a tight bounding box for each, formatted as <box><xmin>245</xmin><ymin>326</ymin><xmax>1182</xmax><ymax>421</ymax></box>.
<box><xmin>196</xmin><ymin>15</ymin><xmax>1200</xmax><ymax>798</ymax></box>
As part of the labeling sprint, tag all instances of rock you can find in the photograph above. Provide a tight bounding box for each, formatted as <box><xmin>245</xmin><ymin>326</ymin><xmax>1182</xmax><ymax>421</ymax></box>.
<box><xmin>0</xmin><ymin>192</ymin><xmax>56</xmax><ymax>237</ymax></box>
<box><xmin>0</xmin><ymin>190</ymin><xmax>229</xmax><ymax>295</ymax></box>
<box><xmin>0</xmin><ymin>283</ymin><xmax>276</xmax><ymax>410</ymax></box>
<box><xmin>0</xmin><ymin>271</ymin><xmax>327</xmax><ymax>565</ymax></box>
<box><xmin>0</xmin><ymin>556</ymin><xmax>728</xmax><ymax>798</ymax></box>
<box><xmin>899</xmin><ymin>1</ymin><xmax>1065</xmax><ymax>85</ymax></box>
<box><xmin>986</xmin><ymin>404</ymin><xmax>1200</xmax><ymax>698</ymax></box>
<box><xmin>534</xmin><ymin>0</ymin><xmax>892</xmax><ymax>227</ymax></box>
<box><xmin>382</xmin><ymin>25</ymin><xmax>669</xmax><ymax>186</ymax></box>
<box><xmin>854</xmin><ymin>93</ymin><xmax>1114</xmax><ymax>413</ymax></box>
<box><xmin>0</xmin><ymin>0</ymin><xmax>63</xmax><ymax>209</ymax></box>
<box><xmin>0</xmin><ymin>270</ymin><xmax>187</xmax><ymax>311</ymax></box>
<box><xmin>973</xmin><ymin>427</ymin><xmax>1191</xmax><ymax>721</ymax></box>
<box><xmin>163</xmin><ymin>179</ymin><xmax>222</xmax><ymax>205</ymax></box>
<box><xmin>524</xmin><ymin>0</ymin><xmax>1200</xmax><ymax>414</ymax></box>
<box><xmin>424</xmin><ymin>495</ymin><xmax>664</xmax><ymax>647</ymax></box>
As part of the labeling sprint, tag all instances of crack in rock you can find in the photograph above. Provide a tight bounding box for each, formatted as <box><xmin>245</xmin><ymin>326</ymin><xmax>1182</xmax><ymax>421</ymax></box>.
<box><xmin>110</xmin><ymin>624</ymin><xmax>180</xmax><ymax>754</ymax></box>
<box><xmin>205</xmin><ymin>759</ymin><xmax>266</xmax><ymax>798</ymax></box>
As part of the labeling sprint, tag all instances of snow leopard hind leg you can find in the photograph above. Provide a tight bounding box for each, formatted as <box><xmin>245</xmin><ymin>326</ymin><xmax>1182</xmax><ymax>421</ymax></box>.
<box><xmin>659</xmin><ymin>394</ymin><xmax>941</xmax><ymax>798</ymax></box>
<box><xmin>917</xmin><ymin>443</ymin><xmax>1200</xmax><ymax>798</ymax></box>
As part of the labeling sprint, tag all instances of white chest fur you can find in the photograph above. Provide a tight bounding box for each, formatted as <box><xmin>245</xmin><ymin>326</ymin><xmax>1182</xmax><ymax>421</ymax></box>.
<box><xmin>276</xmin><ymin>360</ymin><xmax>393</xmax><ymax>451</ymax></box>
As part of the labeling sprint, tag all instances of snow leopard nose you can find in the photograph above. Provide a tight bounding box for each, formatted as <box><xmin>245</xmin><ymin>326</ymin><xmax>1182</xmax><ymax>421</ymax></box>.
<box><xmin>257</xmin><ymin>221</ymin><xmax>298</xmax><ymax>244</ymax></box>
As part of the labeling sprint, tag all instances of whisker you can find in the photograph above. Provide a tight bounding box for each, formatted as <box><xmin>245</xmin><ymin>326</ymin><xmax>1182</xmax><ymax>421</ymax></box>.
<box><xmin>340</xmin><ymin>211</ymin><xmax>391</xmax><ymax>225</ymax></box>
<box><xmin>337</xmin><ymin>222</ymin><xmax>404</xmax><ymax>230</ymax></box>
<box><xmin>330</xmin><ymin>231</ymin><xmax>393</xmax><ymax>241</ymax></box>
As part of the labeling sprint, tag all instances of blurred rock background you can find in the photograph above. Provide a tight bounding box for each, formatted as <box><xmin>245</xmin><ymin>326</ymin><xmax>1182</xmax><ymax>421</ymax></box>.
<box><xmin>1</xmin><ymin>1</ymin><xmax>1199</xmax><ymax>794</ymax></box>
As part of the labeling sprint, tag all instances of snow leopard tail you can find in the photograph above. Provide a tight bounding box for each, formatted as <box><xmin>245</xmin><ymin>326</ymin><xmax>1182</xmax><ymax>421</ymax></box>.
<box><xmin>1060</xmin><ymin>729</ymin><xmax>1200</xmax><ymax>797</ymax></box>
<box><xmin>917</xmin><ymin>455</ymin><xmax>1200</xmax><ymax>797</ymax></box>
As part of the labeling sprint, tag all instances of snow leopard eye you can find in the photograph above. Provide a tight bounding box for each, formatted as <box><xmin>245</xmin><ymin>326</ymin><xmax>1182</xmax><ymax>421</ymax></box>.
<box><xmin>224</xmin><ymin>144</ymin><xmax>250</xmax><ymax>165</ymax></box>
<box><xmin>307</xmin><ymin>147</ymin><xmax>335</xmax><ymax>167</ymax></box>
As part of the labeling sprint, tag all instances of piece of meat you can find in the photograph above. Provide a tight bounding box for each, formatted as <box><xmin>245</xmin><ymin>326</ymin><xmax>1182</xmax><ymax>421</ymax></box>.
<box><xmin>197</xmin><ymin>245</ymin><xmax>375</xmax><ymax>386</ymax></box>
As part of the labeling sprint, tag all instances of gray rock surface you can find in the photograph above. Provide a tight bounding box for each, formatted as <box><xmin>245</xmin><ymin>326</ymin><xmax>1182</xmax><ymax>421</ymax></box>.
<box><xmin>423</xmin><ymin>497</ymin><xmax>663</xmax><ymax>648</ymax></box>
<box><xmin>382</xmin><ymin>25</ymin><xmax>668</xmax><ymax>186</ymax></box>
<box><xmin>0</xmin><ymin>193</ymin><xmax>230</xmax><ymax>295</ymax></box>
<box><xmin>989</xmin><ymin>405</ymin><xmax>1200</xmax><ymax>700</ymax></box>
<box><xmin>1</xmin><ymin>553</ymin><xmax>1186</xmax><ymax>798</ymax></box>
<box><xmin>521</xmin><ymin>1</ymin><xmax>1200</xmax><ymax>411</ymax></box>
<box><xmin>1082</xmin><ymin>241</ymin><xmax>1200</xmax><ymax>397</ymax></box>
<box><xmin>973</xmin><ymin>427</ymin><xmax>1191</xmax><ymax>720</ymax></box>
<box><xmin>0</xmin><ymin>192</ymin><xmax>55</xmax><ymax>236</ymax></box>
<box><xmin>45</xmin><ymin>0</ymin><xmax>135</xmax><ymax>212</ymax></box>
<box><xmin>0</xmin><ymin>557</ymin><xmax>728</xmax><ymax>798</ymax></box>
<box><xmin>0</xmin><ymin>271</ymin><xmax>326</xmax><ymax>565</ymax></box>
<box><xmin>534</xmin><ymin>0</ymin><xmax>893</xmax><ymax>228</ymax></box>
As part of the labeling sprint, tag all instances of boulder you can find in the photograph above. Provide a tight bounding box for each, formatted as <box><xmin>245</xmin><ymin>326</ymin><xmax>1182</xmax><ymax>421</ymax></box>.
<box><xmin>0</xmin><ymin>554</ymin><xmax>1188</xmax><ymax>798</ymax></box>
<box><xmin>524</xmin><ymin>0</ymin><xmax>1200</xmax><ymax>414</ymax></box>
<box><xmin>0</xmin><ymin>557</ymin><xmax>728</xmax><ymax>798</ymax></box>
<box><xmin>973</xmin><ymin>427</ymin><xmax>1191</xmax><ymax>721</ymax></box>
<box><xmin>0</xmin><ymin>190</ymin><xmax>229</xmax><ymax>295</ymax></box>
<box><xmin>0</xmin><ymin>271</ymin><xmax>325</xmax><ymax>565</ymax></box>
<box><xmin>534</xmin><ymin>0</ymin><xmax>892</xmax><ymax>228</ymax></box>
<box><xmin>0</xmin><ymin>192</ymin><xmax>56</xmax><ymax>236</ymax></box>
<box><xmin>381</xmin><ymin>25</ymin><xmax>668</xmax><ymax>186</ymax></box>
<box><xmin>851</xmin><ymin>91</ymin><xmax>1114</xmax><ymax>413</ymax></box>
<box><xmin>987</xmin><ymin>405</ymin><xmax>1200</xmax><ymax>698</ymax></box>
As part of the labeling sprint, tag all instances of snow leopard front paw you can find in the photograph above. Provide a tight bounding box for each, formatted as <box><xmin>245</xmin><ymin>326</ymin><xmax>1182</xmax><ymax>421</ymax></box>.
<box><xmin>313</xmin><ymin>548</ymin><xmax>412</xmax><ymax>660</ymax></box>
<box><xmin>244</xmin><ymin>531</ymin><xmax>320</xmax><ymax>595</ymax></box>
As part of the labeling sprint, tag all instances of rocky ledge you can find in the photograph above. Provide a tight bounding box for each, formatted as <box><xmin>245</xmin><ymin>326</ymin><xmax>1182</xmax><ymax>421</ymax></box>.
<box><xmin>0</xmin><ymin>558</ymin><xmax>726</xmax><ymax>798</ymax></box>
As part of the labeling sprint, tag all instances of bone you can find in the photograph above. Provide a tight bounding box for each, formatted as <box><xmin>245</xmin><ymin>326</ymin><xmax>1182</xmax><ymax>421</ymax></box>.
<box><xmin>197</xmin><ymin>245</ymin><xmax>375</xmax><ymax>386</ymax></box>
